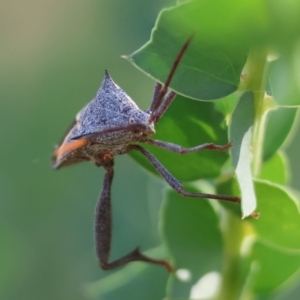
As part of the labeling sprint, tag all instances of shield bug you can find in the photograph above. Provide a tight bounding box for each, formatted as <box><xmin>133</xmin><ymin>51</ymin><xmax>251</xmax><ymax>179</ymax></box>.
<box><xmin>52</xmin><ymin>36</ymin><xmax>240</xmax><ymax>273</ymax></box>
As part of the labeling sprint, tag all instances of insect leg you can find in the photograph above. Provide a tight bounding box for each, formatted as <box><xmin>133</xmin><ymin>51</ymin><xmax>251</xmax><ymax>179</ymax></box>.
<box><xmin>95</xmin><ymin>160</ymin><xmax>174</xmax><ymax>272</ymax></box>
<box><xmin>129</xmin><ymin>145</ymin><xmax>240</xmax><ymax>203</ymax></box>
<box><xmin>144</xmin><ymin>138</ymin><xmax>232</xmax><ymax>153</ymax></box>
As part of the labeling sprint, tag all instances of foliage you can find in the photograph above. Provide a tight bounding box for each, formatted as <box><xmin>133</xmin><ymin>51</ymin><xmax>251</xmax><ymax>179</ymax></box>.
<box><xmin>89</xmin><ymin>0</ymin><xmax>300</xmax><ymax>299</ymax></box>
<box><xmin>3</xmin><ymin>1</ymin><xmax>299</xmax><ymax>299</ymax></box>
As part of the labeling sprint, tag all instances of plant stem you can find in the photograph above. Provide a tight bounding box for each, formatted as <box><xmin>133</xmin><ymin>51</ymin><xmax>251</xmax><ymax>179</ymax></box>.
<box><xmin>216</xmin><ymin>48</ymin><xmax>270</xmax><ymax>300</ymax></box>
<box><xmin>242</xmin><ymin>47</ymin><xmax>269</xmax><ymax>176</ymax></box>
<box><xmin>215</xmin><ymin>211</ymin><xmax>246</xmax><ymax>300</ymax></box>
<box><xmin>217</xmin><ymin>52</ymin><xmax>273</xmax><ymax>290</ymax></box>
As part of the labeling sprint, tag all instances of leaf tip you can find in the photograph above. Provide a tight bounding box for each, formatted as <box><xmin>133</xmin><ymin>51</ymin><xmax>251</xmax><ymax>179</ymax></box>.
<box><xmin>121</xmin><ymin>54</ymin><xmax>130</xmax><ymax>61</ymax></box>
<box><xmin>250</xmin><ymin>211</ymin><xmax>260</xmax><ymax>219</ymax></box>
<box><xmin>242</xmin><ymin>209</ymin><xmax>259</xmax><ymax>220</ymax></box>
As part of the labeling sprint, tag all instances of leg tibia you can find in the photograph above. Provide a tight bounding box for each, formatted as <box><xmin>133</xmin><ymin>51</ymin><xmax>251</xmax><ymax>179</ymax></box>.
<box><xmin>95</xmin><ymin>161</ymin><xmax>174</xmax><ymax>272</ymax></box>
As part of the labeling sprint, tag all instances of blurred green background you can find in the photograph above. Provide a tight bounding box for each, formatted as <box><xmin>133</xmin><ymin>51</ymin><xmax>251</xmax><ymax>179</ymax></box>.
<box><xmin>0</xmin><ymin>1</ymin><xmax>174</xmax><ymax>299</ymax></box>
<box><xmin>1</xmin><ymin>1</ymin><xmax>300</xmax><ymax>299</ymax></box>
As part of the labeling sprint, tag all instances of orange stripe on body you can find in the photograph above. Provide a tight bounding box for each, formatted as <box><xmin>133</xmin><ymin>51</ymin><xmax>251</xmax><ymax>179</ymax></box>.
<box><xmin>54</xmin><ymin>138</ymin><xmax>89</xmax><ymax>158</ymax></box>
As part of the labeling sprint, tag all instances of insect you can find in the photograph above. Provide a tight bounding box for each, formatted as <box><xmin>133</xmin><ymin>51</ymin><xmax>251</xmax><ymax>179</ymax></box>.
<box><xmin>52</xmin><ymin>36</ymin><xmax>240</xmax><ymax>273</ymax></box>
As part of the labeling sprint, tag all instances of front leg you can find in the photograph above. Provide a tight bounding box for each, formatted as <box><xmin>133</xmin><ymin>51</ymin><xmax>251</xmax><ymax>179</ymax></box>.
<box><xmin>144</xmin><ymin>138</ymin><xmax>232</xmax><ymax>154</ymax></box>
<box><xmin>95</xmin><ymin>159</ymin><xmax>173</xmax><ymax>272</ymax></box>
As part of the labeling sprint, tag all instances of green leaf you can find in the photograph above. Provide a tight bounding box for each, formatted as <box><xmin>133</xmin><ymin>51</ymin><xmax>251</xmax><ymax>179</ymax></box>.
<box><xmin>251</xmin><ymin>180</ymin><xmax>300</xmax><ymax>250</ymax></box>
<box><xmin>268</xmin><ymin>55</ymin><xmax>300</xmax><ymax>106</ymax></box>
<box><xmin>130</xmin><ymin>95</ymin><xmax>229</xmax><ymax>181</ymax></box>
<box><xmin>216</xmin><ymin>178</ymin><xmax>243</xmax><ymax>217</ymax></box>
<box><xmin>128</xmin><ymin>1</ymin><xmax>300</xmax><ymax>101</ymax></box>
<box><xmin>263</xmin><ymin>107</ymin><xmax>298</xmax><ymax>161</ymax></box>
<box><xmin>128</xmin><ymin>1</ymin><xmax>249</xmax><ymax>100</ymax></box>
<box><xmin>214</xmin><ymin>92</ymin><xmax>239</xmax><ymax>120</ymax></box>
<box><xmin>229</xmin><ymin>91</ymin><xmax>256</xmax><ymax>218</ymax></box>
<box><xmin>250</xmin><ymin>241</ymin><xmax>300</xmax><ymax>295</ymax></box>
<box><xmin>259</xmin><ymin>151</ymin><xmax>290</xmax><ymax>185</ymax></box>
<box><xmin>161</xmin><ymin>186</ymin><xmax>223</xmax><ymax>299</ymax></box>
